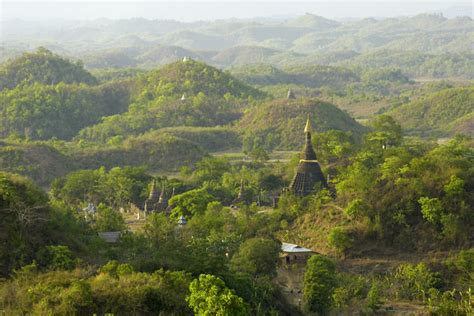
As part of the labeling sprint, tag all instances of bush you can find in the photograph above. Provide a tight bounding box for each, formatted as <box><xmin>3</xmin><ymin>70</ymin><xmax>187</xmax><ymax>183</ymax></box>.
<box><xmin>37</xmin><ymin>245</ymin><xmax>76</xmax><ymax>271</ymax></box>
<box><xmin>427</xmin><ymin>288</ymin><xmax>473</xmax><ymax>315</ymax></box>
<box><xmin>94</xmin><ymin>204</ymin><xmax>126</xmax><ymax>232</ymax></box>
<box><xmin>366</xmin><ymin>282</ymin><xmax>381</xmax><ymax>311</ymax></box>
<box><xmin>186</xmin><ymin>274</ymin><xmax>248</xmax><ymax>315</ymax></box>
<box><xmin>230</xmin><ymin>238</ymin><xmax>280</xmax><ymax>278</ymax></box>
<box><xmin>99</xmin><ymin>260</ymin><xmax>134</xmax><ymax>278</ymax></box>
<box><xmin>393</xmin><ymin>263</ymin><xmax>441</xmax><ymax>301</ymax></box>
<box><xmin>304</xmin><ymin>255</ymin><xmax>337</xmax><ymax>314</ymax></box>
<box><xmin>332</xmin><ymin>273</ymin><xmax>366</xmax><ymax>309</ymax></box>
<box><xmin>328</xmin><ymin>227</ymin><xmax>353</xmax><ymax>258</ymax></box>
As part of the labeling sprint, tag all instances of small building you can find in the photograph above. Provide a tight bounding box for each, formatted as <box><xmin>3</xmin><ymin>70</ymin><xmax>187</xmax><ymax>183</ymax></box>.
<box><xmin>98</xmin><ymin>231</ymin><xmax>121</xmax><ymax>243</ymax></box>
<box><xmin>177</xmin><ymin>215</ymin><xmax>187</xmax><ymax>226</ymax></box>
<box><xmin>281</xmin><ymin>242</ymin><xmax>316</xmax><ymax>264</ymax></box>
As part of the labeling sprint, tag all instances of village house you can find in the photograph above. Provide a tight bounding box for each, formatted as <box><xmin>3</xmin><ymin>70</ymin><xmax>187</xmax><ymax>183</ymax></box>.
<box><xmin>280</xmin><ymin>242</ymin><xmax>316</xmax><ymax>264</ymax></box>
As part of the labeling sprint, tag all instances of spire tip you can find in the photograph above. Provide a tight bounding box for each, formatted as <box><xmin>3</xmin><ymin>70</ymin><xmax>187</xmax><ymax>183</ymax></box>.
<box><xmin>304</xmin><ymin>115</ymin><xmax>313</xmax><ymax>133</ymax></box>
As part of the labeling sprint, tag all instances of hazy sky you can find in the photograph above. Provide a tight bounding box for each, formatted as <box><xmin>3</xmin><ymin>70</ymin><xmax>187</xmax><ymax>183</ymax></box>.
<box><xmin>1</xmin><ymin>1</ymin><xmax>472</xmax><ymax>21</ymax></box>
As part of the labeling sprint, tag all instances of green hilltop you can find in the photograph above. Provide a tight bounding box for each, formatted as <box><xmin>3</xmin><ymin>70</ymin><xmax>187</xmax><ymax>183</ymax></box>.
<box><xmin>238</xmin><ymin>98</ymin><xmax>368</xmax><ymax>150</ymax></box>
<box><xmin>0</xmin><ymin>48</ymin><xmax>97</xmax><ymax>91</ymax></box>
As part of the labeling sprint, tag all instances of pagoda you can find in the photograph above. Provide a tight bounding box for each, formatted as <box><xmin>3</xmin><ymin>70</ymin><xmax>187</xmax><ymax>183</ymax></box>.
<box><xmin>288</xmin><ymin>116</ymin><xmax>327</xmax><ymax>196</ymax></box>
<box><xmin>144</xmin><ymin>180</ymin><xmax>169</xmax><ymax>213</ymax></box>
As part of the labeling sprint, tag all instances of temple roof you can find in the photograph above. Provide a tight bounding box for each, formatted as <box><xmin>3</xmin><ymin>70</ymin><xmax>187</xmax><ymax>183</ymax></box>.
<box><xmin>304</xmin><ymin>115</ymin><xmax>313</xmax><ymax>133</ymax></box>
<box><xmin>148</xmin><ymin>180</ymin><xmax>160</xmax><ymax>201</ymax></box>
<box><xmin>289</xmin><ymin>115</ymin><xmax>327</xmax><ymax>196</ymax></box>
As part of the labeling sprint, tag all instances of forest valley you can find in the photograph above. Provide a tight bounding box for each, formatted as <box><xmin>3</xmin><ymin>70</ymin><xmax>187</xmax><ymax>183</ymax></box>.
<box><xmin>0</xmin><ymin>42</ymin><xmax>473</xmax><ymax>315</ymax></box>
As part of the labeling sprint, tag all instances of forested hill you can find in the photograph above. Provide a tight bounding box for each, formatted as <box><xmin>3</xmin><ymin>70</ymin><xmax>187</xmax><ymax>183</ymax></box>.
<box><xmin>0</xmin><ymin>49</ymin><xmax>131</xmax><ymax>140</ymax></box>
<box><xmin>0</xmin><ymin>48</ymin><xmax>97</xmax><ymax>91</ymax></box>
<box><xmin>388</xmin><ymin>86</ymin><xmax>474</xmax><ymax>137</ymax></box>
<box><xmin>76</xmin><ymin>59</ymin><xmax>265</xmax><ymax>143</ymax></box>
<box><xmin>132</xmin><ymin>59</ymin><xmax>264</xmax><ymax>100</ymax></box>
<box><xmin>238</xmin><ymin>98</ymin><xmax>368</xmax><ymax>150</ymax></box>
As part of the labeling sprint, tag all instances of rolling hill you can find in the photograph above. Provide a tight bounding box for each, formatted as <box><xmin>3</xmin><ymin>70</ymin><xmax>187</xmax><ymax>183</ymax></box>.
<box><xmin>0</xmin><ymin>48</ymin><xmax>97</xmax><ymax>91</ymax></box>
<box><xmin>237</xmin><ymin>98</ymin><xmax>368</xmax><ymax>150</ymax></box>
<box><xmin>388</xmin><ymin>86</ymin><xmax>474</xmax><ymax>137</ymax></box>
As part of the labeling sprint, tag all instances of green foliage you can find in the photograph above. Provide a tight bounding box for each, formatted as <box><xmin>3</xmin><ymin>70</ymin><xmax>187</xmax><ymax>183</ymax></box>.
<box><xmin>0</xmin><ymin>172</ymin><xmax>50</xmax><ymax>276</ymax></box>
<box><xmin>76</xmin><ymin>59</ymin><xmax>264</xmax><ymax>143</ymax></box>
<box><xmin>419</xmin><ymin>197</ymin><xmax>443</xmax><ymax>225</ymax></box>
<box><xmin>230</xmin><ymin>238</ymin><xmax>280</xmax><ymax>278</ymax></box>
<box><xmin>37</xmin><ymin>245</ymin><xmax>76</xmax><ymax>271</ymax></box>
<box><xmin>248</xmin><ymin>147</ymin><xmax>270</xmax><ymax>162</ymax></box>
<box><xmin>304</xmin><ymin>254</ymin><xmax>337</xmax><ymax>314</ymax></box>
<box><xmin>361</xmin><ymin>68</ymin><xmax>411</xmax><ymax>84</ymax></box>
<box><xmin>169</xmin><ymin>187</ymin><xmax>215</xmax><ymax>218</ymax></box>
<box><xmin>99</xmin><ymin>260</ymin><xmax>135</xmax><ymax>278</ymax></box>
<box><xmin>426</xmin><ymin>288</ymin><xmax>473</xmax><ymax>315</ymax></box>
<box><xmin>344</xmin><ymin>198</ymin><xmax>366</xmax><ymax>218</ymax></box>
<box><xmin>51</xmin><ymin>166</ymin><xmax>150</xmax><ymax>208</ymax></box>
<box><xmin>393</xmin><ymin>263</ymin><xmax>441</xmax><ymax>301</ymax></box>
<box><xmin>346</xmin><ymin>50</ymin><xmax>473</xmax><ymax>79</ymax></box>
<box><xmin>367</xmin><ymin>114</ymin><xmax>403</xmax><ymax>148</ymax></box>
<box><xmin>239</xmin><ymin>98</ymin><xmax>367</xmax><ymax>150</ymax></box>
<box><xmin>366</xmin><ymin>282</ymin><xmax>381</xmax><ymax>311</ymax></box>
<box><xmin>444</xmin><ymin>249</ymin><xmax>474</xmax><ymax>288</ymax></box>
<box><xmin>332</xmin><ymin>274</ymin><xmax>366</xmax><ymax>309</ymax></box>
<box><xmin>0</xmin><ymin>267</ymin><xmax>192</xmax><ymax>314</ymax></box>
<box><xmin>328</xmin><ymin>227</ymin><xmax>353</xmax><ymax>258</ymax></box>
<box><xmin>314</xmin><ymin>130</ymin><xmax>356</xmax><ymax>164</ymax></box>
<box><xmin>191</xmin><ymin>156</ymin><xmax>232</xmax><ymax>184</ymax></box>
<box><xmin>186</xmin><ymin>274</ymin><xmax>248</xmax><ymax>316</ymax></box>
<box><xmin>0</xmin><ymin>81</ymin><xmax>130</xmax><ymax>140</ymax></box>
<box><xmin>232</xmin><ymin>64</ymin><xmax>360</xmax><ymax>88</ymax></box>
<box><xmin>0</xmin><ymin>47</ymin><xmax>97</xmax><ymax>91</ymax></box>
<box><xmin>335</xmin><ymin>136</ymin><xmax>473</xmax><ymax>248</ymax></box>
<box><xmin>388</xmin><ymin>86</ymin><xmax>474</xmax><ymax>137</ymax></box>
<box><xmin>94</xmin><ymin>204</ymin><xmax>126</xmax><ymax>232</ymax></box>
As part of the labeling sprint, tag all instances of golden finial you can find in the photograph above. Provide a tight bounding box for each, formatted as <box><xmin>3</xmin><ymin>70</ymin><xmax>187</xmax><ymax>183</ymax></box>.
<box><xmin>304</xmin><ymin>115</ymin><xmax>313</xmax><ymax>133</ymax></box>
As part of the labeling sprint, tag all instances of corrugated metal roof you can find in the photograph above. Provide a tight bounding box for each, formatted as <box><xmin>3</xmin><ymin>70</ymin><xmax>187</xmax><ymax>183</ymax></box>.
<box><xmin>281</xmin><ymin>242</ymin><xmax>314</xmax><ymax>253</ymax></box>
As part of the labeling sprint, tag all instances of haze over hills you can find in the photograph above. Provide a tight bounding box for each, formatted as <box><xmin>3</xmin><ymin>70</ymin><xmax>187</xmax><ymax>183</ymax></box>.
<box><xmin>2</xmin><ymin>13</ymin><xmax>473</xmax><ymax>79</ymax></box>
<box><xmin>0</xmin><ymin>3</ymin><xmax>474</xmax><ymax>315</ymax></box>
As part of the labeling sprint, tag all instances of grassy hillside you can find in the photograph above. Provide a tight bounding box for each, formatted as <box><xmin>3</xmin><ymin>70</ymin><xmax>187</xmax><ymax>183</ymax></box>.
<box><xmin>139</xmin><ymin>127</ymin><xmax>241</xmax><ymax>152</ymax></box>
<box><xmin>0</xmin><ymin>142</ymin><xmax>74</xmax><ymax>187</ymax></box>
<box><xmin>74</xmin><ymin>133</ymin><xmax>205</xmax><ymax>171</ymax></box>
<box><xmin>388</xmin><ymin>86</ymin><xmax>474</xmax><ymax>137</ymax></box>
<box><xmin>0</xmin><ymin>133</ymin><xmax>207</xmax><ymax>186</ymax></box>
<box><xmin>238</xmin><ymin>98</ymin><xmax>368</xmax><ymax>150</ymax></box>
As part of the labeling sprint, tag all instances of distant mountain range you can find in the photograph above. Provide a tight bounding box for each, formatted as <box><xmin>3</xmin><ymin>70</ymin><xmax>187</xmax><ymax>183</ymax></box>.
<box><xmin>1</xmin><ymin>13</ymin><xmax>473</xmax><ymax>79</ymax></box>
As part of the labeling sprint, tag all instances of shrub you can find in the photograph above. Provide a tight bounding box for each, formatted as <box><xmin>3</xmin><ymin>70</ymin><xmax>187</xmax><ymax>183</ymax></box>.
<box><xmin>304</xmin><ymin>255</ymin><xmax>337</xmax><ymax>314</ymax></box>
<box><xmin>328</xmin><ymin>227</ymin><xmax>353</xmax><ymax>258</ymax></box>
<box><xmin>98</xmin><ymin>260</ymin><xmax>134</xmax><ymax>278</ymax></box>
<box><xmin>186</xmin><ymin>274</ymin><xmax>248</xmax><ymax>315</ymax></box>
<box><xmin>393</xmin><ymin>263</ymin><xmax>441</xmax><ymax>301</ymax></box>
<box><xmin>37</xmin><ymin>245</ymin><xmax>76</xmax><ymax>271</ymax></box>
<box><xmin>94</xmin><ymin>204</ymin><xmax>126</xmax><ymax>232</ymax></box>
<box><xmin>230</xmin><ymin>238</ymin><xmax>280</xmax><ymax>278</ymax></box>
<box><xmin>366</xmin><ymin>282</ymin><xmax>381</xmax><ymax>311</ymax></box>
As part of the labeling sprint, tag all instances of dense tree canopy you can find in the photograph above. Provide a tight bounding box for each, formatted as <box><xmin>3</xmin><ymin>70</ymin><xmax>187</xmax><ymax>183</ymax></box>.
<box><xmin>0</xmin><ymin>48</ymin><xmax>97</xmax><ymax>91</ymax></box>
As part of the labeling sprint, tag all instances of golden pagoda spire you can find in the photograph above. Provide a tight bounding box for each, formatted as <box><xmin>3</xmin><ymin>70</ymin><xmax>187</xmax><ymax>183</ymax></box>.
<box><xmin>304</xmin><ymin>115</ymin><xmax>313</xmax><ymax>133</ymax></box>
